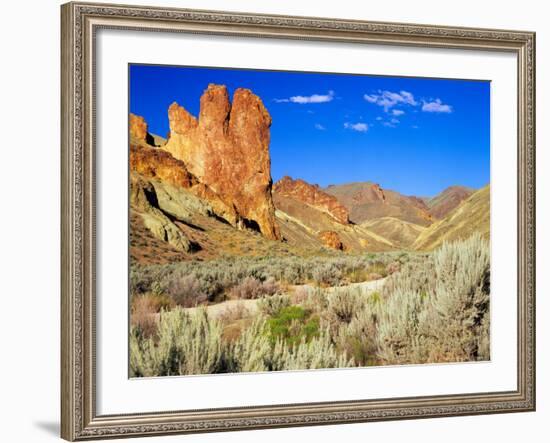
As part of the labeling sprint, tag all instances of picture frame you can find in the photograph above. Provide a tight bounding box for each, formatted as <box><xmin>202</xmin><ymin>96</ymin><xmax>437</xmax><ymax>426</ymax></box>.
<box><xmin>61</xmin><ymin>1</ymin><xmax>536</xmax><ymax>440</ymax></box>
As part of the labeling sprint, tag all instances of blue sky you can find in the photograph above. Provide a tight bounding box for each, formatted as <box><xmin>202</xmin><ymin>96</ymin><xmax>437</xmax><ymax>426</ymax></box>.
<box><xmin>130</xmin><ymin>64</ymin><xmax>490</xmax><ymax>197</ymax></box>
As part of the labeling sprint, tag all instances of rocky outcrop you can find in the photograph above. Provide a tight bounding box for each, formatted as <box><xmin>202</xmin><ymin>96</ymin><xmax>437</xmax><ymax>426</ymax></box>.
<box><xmin>318</xmin><ymin>231</ymin><xmax>344</xmax><ymax>250</ymax></box>
<box><xmin>130</xmin><ymin>143</ymin><xmax>239</xmax><ymax>226</ymax></box>
<box><xmin>130</xmin><ymin>174</ymin><xmax>194</xmax><ymax>252</ymax></box>
<box><xmin>162</xmin><ymin>84</ymin><xmax>280</xmax><ymax>240</ymax></box>
<box><xmin>130</xmin><ymin>144</ymin><xmax>196</xmax><ymax>188</ymax></box>
<box><xmin>273</xmin><ymin>176</ymin><xmax>350</xmax><ymax>224</ymax></box>
<box><xmin>129</xmin><ymin>113</ymin><xmax>154</xmax><ymax>146</ymax></box>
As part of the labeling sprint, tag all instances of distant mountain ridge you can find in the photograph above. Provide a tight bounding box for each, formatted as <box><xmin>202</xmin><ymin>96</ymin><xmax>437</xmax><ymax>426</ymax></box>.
<box><xmin>427</xmin><ymin>185</ymin><xmax>475</xmax><ymax>219</ymax></box>
<box><xmin>412</xmin><ymin>185</ymin><xmax>490</xmax><ymax>250</ymax></box>
<box><xmin>324</xmin><ymin>182</ymin><xmax>433</xmax><ymax>226</ymax></box>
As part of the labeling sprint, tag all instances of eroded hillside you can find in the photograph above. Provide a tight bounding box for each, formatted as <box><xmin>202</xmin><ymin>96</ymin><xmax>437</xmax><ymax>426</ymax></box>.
<box><xmin>412</xmin><ymin>185</ymin><xmax>490</xmax><ymax>250</ymax></box>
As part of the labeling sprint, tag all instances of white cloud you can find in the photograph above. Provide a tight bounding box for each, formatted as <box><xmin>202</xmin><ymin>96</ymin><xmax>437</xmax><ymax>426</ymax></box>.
<box><xmin>377</xmin><ymin>116</ymin><xmax>400</xmax><ymax>128</ymax></box>
<box><xmin>275</xmin><ymin>90</ymin><xmax>335</xmax><ymax>104</ymax></box>
<box><xmin>344</xmin><ymin>122</ymin><xmax>369</xmax><ymax>133</ymax></box>
<box><xmin>399</xmin><ymin>91</ymin><xmax>416</xmax><ymax>105</ymax></box>
<box><xmin>422</xmin><ymin>99</ymin><xmax>452</xmax><ymax>113</ymax></box>
<box><xmin>314</xmin><ymin>123</ymin><xmax>326</xmax><ymax>130</ymax></box>
<box><xmin>363</xmin><ymin>90</ymin><xmax>417</xmax><ymax>111</ymax></box>
<box><xmin>364</xmin><ymin>91</ymin><xmax>453</xmax><ymax>115</ymax></box>
<box><xmin>375</xmin><ymin>116</ymin><xmax>383</xmax><ymax>121</ymax></box>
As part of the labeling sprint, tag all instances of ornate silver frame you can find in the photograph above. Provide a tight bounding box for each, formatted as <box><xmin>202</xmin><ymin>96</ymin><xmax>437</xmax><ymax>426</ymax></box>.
<box><xmin>61</xmin><ymin>2</ymin><xmax>536</xmax><ymax>440</ymax></box>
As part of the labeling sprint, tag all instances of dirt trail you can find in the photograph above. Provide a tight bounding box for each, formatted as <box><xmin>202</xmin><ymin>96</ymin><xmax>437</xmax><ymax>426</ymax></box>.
<box><xmin>184</xmin><ymin>277</ymin><xmax>387</xmax><ymax>320</ymax></box>
<box><xmin>317</xmin><ymin>277</ymin><xmax>387</xmax><ymax>294</ymax></box>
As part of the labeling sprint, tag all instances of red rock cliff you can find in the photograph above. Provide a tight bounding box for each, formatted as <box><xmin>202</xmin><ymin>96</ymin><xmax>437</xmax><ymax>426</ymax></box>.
<box><xmin>162</xmin><ymin>84</ymin><xmax>280</xmax><ymax>240</ymax></box>
<box><xmin>273</xmin><ymin>176</ymin><xmax>350</xmax><ymax>225</ymax></box>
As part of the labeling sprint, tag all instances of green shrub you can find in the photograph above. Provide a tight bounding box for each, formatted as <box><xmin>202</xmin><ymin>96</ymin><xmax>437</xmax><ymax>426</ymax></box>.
<box><xmin>228</xmin><ymin>320</ymin><xmax>354</xmax><ymax>372</ymax></box>
<box><xmin>257</xmin><ymin>294</ymin><xmax>291</xmax><ymax>316</ymax></box>
<box><xmin>266</xmin><ymin>306</ymin><xmax>320</xmax><ymax>346</ymax></box>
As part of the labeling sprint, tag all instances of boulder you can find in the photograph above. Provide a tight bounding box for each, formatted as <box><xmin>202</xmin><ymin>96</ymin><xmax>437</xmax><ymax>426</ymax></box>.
<box><xmin>318</xmin><ymin>231</ymin><xmax>345</xmax><ymax>250</ymax></box>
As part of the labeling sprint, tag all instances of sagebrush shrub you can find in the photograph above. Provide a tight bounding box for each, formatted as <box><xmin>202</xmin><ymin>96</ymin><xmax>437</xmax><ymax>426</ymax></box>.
<box><xmin>130</xmin><ymin>307</ymin><xmax>226</xmax><ymax>377</ymax></box>
<box><xmin>130</xmin><ymin>306</ymin><xmax>353</xmax><ymax>375</ymax></box>
<box><xmin>270</xmin><ymin>330</ymin><xmax>354</xmax><ymax>371</ymax></box>
<box><xmin>130</xmin><ymin>294</ymin><xmax>161</xmax><ymax>339</ymax></box>
<box><xmin>385</xmin><ymin>261</ymin><xmax>401</xmax><ymax>275</ymax></box>
<box><xmin>312</xmin><ymin>263</ymin><xmax>342</xmax><ymax>286</ymax></box>
<box><xmin>290</xmin><ymin>285</ymin><xmax>311</xmax><ymax>305</ymax></box>
<box><xmin>326</xmin><ymin>289</ymin><xmax>364</xmax><ymax>324</ymax></box>
<box><xmin>129</xmin><ymin>235</ymin><xmax>490</xmax><ymax>375</ymax></box>
<box><xmin>217</xmin><ymin>301</ymin><xmax>253</xmax><ymax>324</ymax></box>
<box><xmin>130</xmin><ymin>253</ymin><xmax>401</xmax><ymax>301</ymax></box>
<box><xmin>229</xmin><ymin>277</ymin><xmax>280</xmax><ymax>300</ymax></box>
<box><xmin>165</xmin><ymin>274</ymin><xmax>208</xmax><ymax>307</ymax></box>
<box><xmin>335</xmin><ymin>312</ymin><xmax>378</xmax><ymax>366</ymax></box>
<box><xmin>257</xmin><ymin>294</ymin><xmax>291</xmax><ymax>316</ymax></box>
<box><xmin>377</xmin><ymin>234</ymin><xmax>490</xmax><ymax>364</ymax></box>
<box><xmin>228</xmin><ymin>319</ymin><xmax>272</xmax><ymax>372</ymax></box>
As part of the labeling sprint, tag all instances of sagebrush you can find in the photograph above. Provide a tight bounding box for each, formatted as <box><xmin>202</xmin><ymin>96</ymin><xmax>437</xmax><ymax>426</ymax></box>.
<box><xmin>130</xmin><ymin>234</ymin><xmax>490</xmax><ymax>376</ymax></box>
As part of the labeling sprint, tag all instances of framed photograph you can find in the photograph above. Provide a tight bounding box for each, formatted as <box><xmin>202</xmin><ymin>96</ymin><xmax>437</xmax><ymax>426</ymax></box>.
<box><xmin>61</xmin><ymin>1</ymin><xmax>536</xmax><ymax>440</ymax></box>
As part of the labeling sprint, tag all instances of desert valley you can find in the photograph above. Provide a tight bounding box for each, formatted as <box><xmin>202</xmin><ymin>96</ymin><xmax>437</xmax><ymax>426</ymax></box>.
<box><xmin>129</xmin><ymin>83</ymin><xmax>490</xmax><ymax>377</ymax></box>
